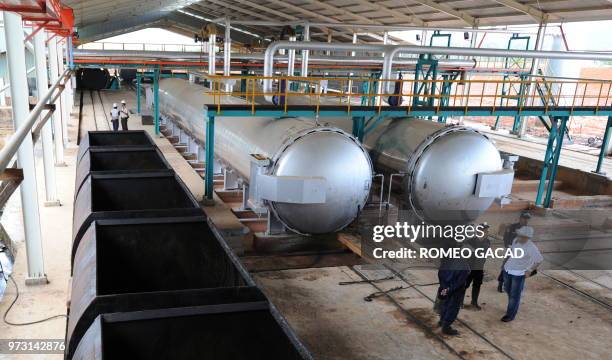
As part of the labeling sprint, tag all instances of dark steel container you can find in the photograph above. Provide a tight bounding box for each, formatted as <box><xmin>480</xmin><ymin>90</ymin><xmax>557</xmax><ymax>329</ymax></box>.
<box><xmin>75</xmin><ymin>147</ymin><xmax>172</xmax><ymax>195</ymax></box>
<box><xmin>77</xmin><ymin>131</ymin><xmax>155</xmax><ymax>163</ymax></box>
<box><xmin>71</xmin><ymin>306</ymin><xmax>311</xmax><ymax>360</ymax></box>
<box><xmin>71</xmin><ymin>172</ymin><xmax>202</xmax><ymax>262</ymax></box>
<box><xmin>66</xmin><ymin>217</ymin><xmax>280</xmax><ymax>359</ymax></box>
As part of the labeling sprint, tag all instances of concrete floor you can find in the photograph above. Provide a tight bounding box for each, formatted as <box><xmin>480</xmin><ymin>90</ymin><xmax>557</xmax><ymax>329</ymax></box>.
<box><xmin>0</xmin><ymin>87</ymin><xmax>610</xmax><ymax>360</ymax></box>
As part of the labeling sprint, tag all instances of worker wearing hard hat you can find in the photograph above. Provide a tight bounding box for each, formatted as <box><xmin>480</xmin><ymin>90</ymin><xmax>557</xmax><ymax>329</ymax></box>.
<box><xmin>498</xmin><ymin>211</ymin><xmax>531</xmax><ymax>292</ymax></box>
<box><xmin>120</xmin><ymin>100</ymin><xmax>130</xmax><ymax>131</ymax></box>
<box><xmin>110</xmin><ymin>103</ymin><xmax>119</xmax><ymax>131</ymax></box>
<box><xmin>501</xmin><ymin>225</ymin><xmax>542</xmax><ymax>322</ymax></box>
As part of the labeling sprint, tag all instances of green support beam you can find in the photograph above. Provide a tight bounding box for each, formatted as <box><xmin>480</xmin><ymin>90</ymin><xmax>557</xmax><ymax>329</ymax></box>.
<box><xmin>535</xmin><ymin>116</ymin><xmax>568</xmax><ymax>208</ymax></box>
<box><xmin>154</xmin><ymin>68</ymin><xmax>160</xmax><ymax>135</ymax></box>
<box><xmin>205</xmin><ymin>114</ymin><xmax>215</xmax><ymax>201</ymax></box>
<box><xmin>136</xmin><ymin>73</ymin><xmax>141</xmax><ymax>114</ymax></box>
<box><xmin>595</xmin><ymin>116</ymin><xmax>612</xmax><ymax>174</ymax></box>
<box><xmin>352</xmin><ymin>116</ymin><xmax>366</xmax><ymax>142</ymax></box>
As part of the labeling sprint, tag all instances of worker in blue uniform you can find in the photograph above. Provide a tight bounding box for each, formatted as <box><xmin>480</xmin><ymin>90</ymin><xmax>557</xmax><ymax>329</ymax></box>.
<box><xmin>465</xmin><ymin>223</ymin><xmax>491</xmax><ymax>310</ymax></box>
<box><xmin>437</xmin><ymin>252</ymin><xmax>471</xmax><ymax>336</ymax></box>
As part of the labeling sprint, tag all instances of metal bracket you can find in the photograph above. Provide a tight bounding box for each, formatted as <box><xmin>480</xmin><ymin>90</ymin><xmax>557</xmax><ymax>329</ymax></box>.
<box><xmin>475</xmin><ymin>153</ymin><xmax>518</xmax><ymax>205</ymax></box>
<box><xmin>247</xmin><ymin>153</ymin><xmax>326</xmax><ymax>212</ymax></box>
<box><xmin>223</xmin><ymin>168</ymin><xmax>241</xmax><ymax>190</ymax></box>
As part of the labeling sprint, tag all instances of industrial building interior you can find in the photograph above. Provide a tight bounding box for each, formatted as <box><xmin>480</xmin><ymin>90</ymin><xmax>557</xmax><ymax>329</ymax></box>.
<box><xmin>0</xmin><ymin>0</ymin><xmax>611</xmax><ymax>359</ymax></box>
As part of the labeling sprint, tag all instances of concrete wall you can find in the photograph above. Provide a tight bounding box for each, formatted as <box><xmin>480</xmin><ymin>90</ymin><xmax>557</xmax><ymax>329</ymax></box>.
<box><xmin>516</xmin><ymin>157</ymin><xmax>612</xmax><ymax>195</ymax></box>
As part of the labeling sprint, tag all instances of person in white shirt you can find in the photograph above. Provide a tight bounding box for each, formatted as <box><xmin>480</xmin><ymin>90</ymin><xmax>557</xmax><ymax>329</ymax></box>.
<box><xmin>120</xmin><ymin>100</ymin><xmax>129</xmax><ymax>131</ymax></box>
<box><xmin>501</xmin><ymin>226</ymin><xmax>543</xmax><ymax>322</ymax></box>
<box><xmin>110</xmin><ymin>103</ymin><xmax>119</xmax><ymax>131</ymax></box>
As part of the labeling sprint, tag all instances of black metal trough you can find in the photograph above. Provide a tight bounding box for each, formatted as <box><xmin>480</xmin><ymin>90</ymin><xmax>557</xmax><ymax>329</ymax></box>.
<box><xmin>75</xmin><ymin>147</ymin><xmax>172</xmax><ymax>195</ymax></box>
<box><xmin>77</xmin><ymin>130</ymin><xmax>155</xmax><ymax>163</ymax></box>
<box><xmin>71</xmin><ymin>172</ymin><xmax>202</xmax><ymax>262</ymax></box>
<box><xmin>71</xmin><ymin>307</ymin><xmax>310</xmax><ymax>360</ymax></box>
<box><xmin>65</xmin><ymin>216</ymin><xmax>297</xmax><ymax>359</ymax></box>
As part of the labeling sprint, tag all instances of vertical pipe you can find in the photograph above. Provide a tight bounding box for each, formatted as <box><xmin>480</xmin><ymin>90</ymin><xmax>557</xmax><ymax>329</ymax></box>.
<box><xmin>300</xmin><ymin>23</ymin><xmax>310</xmax><ymax>77</ymax></box>
<box><xmin>64</xmin><ymin>41</ymin><xmax>74</xmax><ymax>111</ymax></box>
<box><xmin>208</xmin><ymin>34</ymin><xmax>216</xmax><ymax>76</ymax></box>
<box><xmin>3</xmin><ymin>12</ymin><xmax>47</xmax><ymax>283</ymax></box>
<box><xmin>67</xmin><ymin>35</ymin><xmax>74</xmax><ymax>69</ymax></box>
<box><xmin>519</xmin><ymin>20</ymin><xmax>547</xmax><ymax>137</ymax></box>
<box><xmin>595</xmin><ymin>116</ymin><xmax>612</xmax><ymax>174</ymax></box>
<box><xmin>205</xmin><ymin>114</ymin><xmax>215</xmax><ymax>201</ymax></box>
<box><xmin>136</xmin><ymin>73</ymin><xmax>141</xmax><ymax>114</ymax></box>
<box><xmin>348</xmin><ymin>33</ymin><xmax>357</xmax><ymax>96</ymax></box>
<box><xmin>287</xmin><ymin>35</ymin><xmax>296</xmax><ymax>78</ymax></box>
<box><xmin>58</xmin><ymin>40</ymin><xmax>69</xmax><ymax>145</ymax></box>
<box><xmin>154</xmin><ymin>68</ymin><xmax>160</xmax><ymax>135</ymax></box>
<box><xmin>223</xmin><ymin>18</ymin><xmax>232</xmax><ymax>93</ymax></box>
<box><xmin>33</xmin><ymin>30</ymin><xmax>59</xmax><ymax>206</ymax></box>
<box><xmin>47</xmin><ymin>35</ymin><xmax>65</xmax><ymax>165</ymax></box>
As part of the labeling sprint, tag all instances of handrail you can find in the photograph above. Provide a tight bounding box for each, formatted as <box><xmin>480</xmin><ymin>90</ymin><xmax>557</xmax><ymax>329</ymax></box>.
<box><xmin>202</xmin><ymin>73</ymin><xmax>612</xmax><ymax>116</ymax></box>
<box><xmin>0</xmin><ymin>69</ymin><xmax>71</xmax><ymax>173</ymax></box>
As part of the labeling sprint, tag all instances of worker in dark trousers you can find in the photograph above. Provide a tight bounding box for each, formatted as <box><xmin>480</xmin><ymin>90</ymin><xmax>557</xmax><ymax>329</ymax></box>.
<box><xmin>498</xmin><ymin>212</ymin><xmax>531</xmax><ymax>292</ymax></box>
<box><xmin>110</xmin><ymin>103</ymin><xmax>119</xmax><ymax>131</ymax></box>
<box><xmin>465</xmin><ymin>224</ymin><xmax>491</xmax><ymax>310</ymax></box>
<box><xmin>120</xmin><ymin>100</ymin><xmax>129</xmax><ymax>130</ymax></box>
<box><xmin>437</xmin><ymin>253</ymin><xmax>470</xmax><ymax>336</ymax></box>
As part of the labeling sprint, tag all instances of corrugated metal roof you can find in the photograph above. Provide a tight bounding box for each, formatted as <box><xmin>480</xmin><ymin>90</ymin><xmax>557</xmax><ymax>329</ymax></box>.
<box><xmin>64</xmin><ymin>0</ymin><xmax>612</xmax><ymax>42</ymax></box>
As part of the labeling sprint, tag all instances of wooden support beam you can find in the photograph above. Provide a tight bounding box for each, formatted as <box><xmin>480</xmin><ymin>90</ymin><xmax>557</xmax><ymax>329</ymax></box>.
<box><xmin>0</xmin><ymin>168</ymin><xmax>24</xmax><ymax>181</ymax></box>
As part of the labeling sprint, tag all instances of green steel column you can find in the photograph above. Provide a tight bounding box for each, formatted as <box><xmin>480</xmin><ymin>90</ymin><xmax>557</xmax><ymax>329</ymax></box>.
<box><xmin>352</xmin><ymin>116</ymin><xmax>366</xmax><ymax>142</ymax></box>
<box><xmin>205</xmin><ymin>114</ymin><xmax>215</xmax><ymax>201</ymax></box>
<box><xmin>543</xmin><ymin>117</ymin><xmax>567</xmax><ymax>207</ymax></box>
<box><xmin>595</xmin><ymin>116</ymin><xmax>612</xmax><ymax>174</ymax></box>
<box><xmin>136</xmin><ymin>73</ymin><xmax>141</xmax><ymax>114</ymax></box>
<box><xmin>535</xmin><ymin>117</ymin><xmax>568</xmax><ymax>208</ymax></box>
<box><xmin>154</xmin><ymin>68</ymin><xmax>160</xmax><ymax>135</ymax></box>
<box><xmin>535</xmin><ymin>117</ymin><xmax>559</xmax><ymax>207</ymax></box>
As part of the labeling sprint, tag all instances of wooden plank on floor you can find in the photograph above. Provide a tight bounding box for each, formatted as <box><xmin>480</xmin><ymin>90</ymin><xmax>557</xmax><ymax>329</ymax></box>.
<box><xmin>337</xmin><ymin>233</ymin><xmax>363</xmax><ymax>257</ymax></box>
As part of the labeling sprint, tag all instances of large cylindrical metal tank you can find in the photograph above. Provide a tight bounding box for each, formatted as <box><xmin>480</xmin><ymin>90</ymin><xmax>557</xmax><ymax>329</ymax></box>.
<box><xmin>159</xmin><ymin>78</ymin><xmax>373</xmax><ymax>234</ymax></box>
<box><xmin>325</xmin><ymin>117</ymin><xmax>504</xmax><ymax>224</ymax></box>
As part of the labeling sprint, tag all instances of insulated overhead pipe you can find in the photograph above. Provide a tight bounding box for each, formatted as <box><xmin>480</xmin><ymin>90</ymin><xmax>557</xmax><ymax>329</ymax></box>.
<box><xmin>380</xmin><ymin>44</ymin><xmax>612</xmax><ymax>93</ymax></box>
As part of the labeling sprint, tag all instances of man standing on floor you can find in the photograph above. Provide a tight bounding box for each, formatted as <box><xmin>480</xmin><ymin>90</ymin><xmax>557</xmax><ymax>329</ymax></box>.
<box><xmin>120</xmin><ymin>100</ymin><xmax>130</xmax><ymax>131</ymax></box>
<box><xmin>437</xmin><ymin>253</ymin><xmax>470</xmax><ymax>336</ymax></box>
<box><xmin>110</xmin><ymin>103</ymin><xmax>119</xmax><ymax>131</ymax></box>
<box><xmin>465</xmin><ymin>223</ymin><xmax>491</xmax><ymax>310</ymax></box>
<box><xmin>498</xmin><ymin>212</ymin><xmax>531</xmax><ymax>292</ymax></box>
<box><xmin>501</xmin><ymin>226</ymin><xmax>543</xmax><ymax>322</ymax></box>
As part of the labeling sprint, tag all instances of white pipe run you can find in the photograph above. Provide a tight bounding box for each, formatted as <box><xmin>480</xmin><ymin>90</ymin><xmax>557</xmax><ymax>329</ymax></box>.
<box><xmin>380</xmin><ymin>44</ymin><xmax>612</xmax><ymax>94</ymax></box>
<box><xmin>223</xmin><ymin>18</ymin><xmax>232</xmax><ymax>92</ymax></box>
<box><xmin>0</xmin><ymin>67</ymin><xmax>72</xmax><ymax>173</ymax></box>
<box><xmin>261</xmin><ymin>41</ymin><xmax>612</xmax><ymax>100</ymax></box>
<box><xmin>263</xmin><ymin>42</ymin><xmax>387</xmax><ymax>102</ymax></box>
<box><xmin>300</xmin><ymin>24</ymin><xmax>310</xmax><ymax>77</ymax></box>
<box><xmin>47</xmin><ymin>35</ymin><xmax>65</xmax><ymax>165</ymax></box>
<box><xmin>72</xmin><ymin>49</ymin><xmax>475</xmax><ymax>68</ymax></box>
<box><xmin>3</xmin><ymin>12</ymin><xmax>45</xmax><ymax>281</ymax></box>
<box><xmin>208</xmin><ymin>34</ymin><xmax>216</xmax><ymax>76</ymax></box>
<box><xmin>33</xmin><ymin>30</ymin><xmax>59</xmax><ymax>204</ymax></box>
